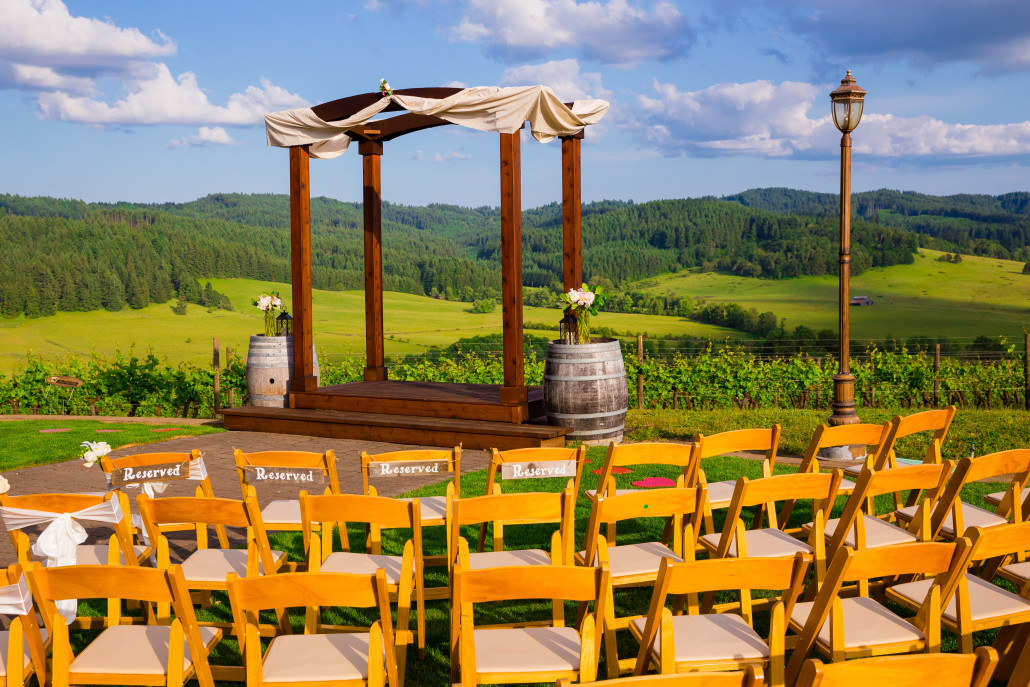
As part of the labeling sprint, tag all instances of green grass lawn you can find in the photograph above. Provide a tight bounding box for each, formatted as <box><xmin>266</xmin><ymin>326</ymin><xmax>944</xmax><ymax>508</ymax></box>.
<box><xmin>0</xmin><ymin>419</ymin><xmax>223</xmax><ymax>471</ymax></box>
<box><xmin>637</xmin><ymin>248</ymin><xmax>1030</xmax><ymax>340</ymax></box>
<box><xmin>0</xmin><ymin>277</ymin><xmax>742</xmax><ymax>375</ymax></box>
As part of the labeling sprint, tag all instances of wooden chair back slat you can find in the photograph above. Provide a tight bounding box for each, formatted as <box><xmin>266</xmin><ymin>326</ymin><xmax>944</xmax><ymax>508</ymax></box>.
<box><xmin>486</xmin><ymin>445</ymin><xmax>586</xmax><ymax>495</ymax></box>
<box><xmin>233</xmin><ymin>449</ymin><xmax>340</xmax><ymax>499</ymax></box>
<box><xmin>661</xmin><ymin>553</ymin><xmax>805</xmax><ymax>595</ymax></box>
<box><xmin>458</xmin><ymin>564</ymin><xmax>606</xmax><ymax>604</ymax></box>
<box><xmin>361</xmin><ymin>446</ymin><xmax>461</xmax><ymax>496</ymax></box>
<box><xmin>25</xmin><ymin>563</ymin><xmax>176</xmax><ymax>603</ymax></box>
<box><xmin>695</xmin><ymin>427</ymin><xmax>779</xmax><ymax>460</ymax></box>
<box><xmin>840</xmin><ymin>540</ymin><xmax>964</xmax><ymax>582</ymax></box>
<box><xmin>300</xmin><ymin>493</ymin><xmax>417</xmax><ymax>529</ymax></box>
<box><xmin>740</xmin><ymin>472</ymin><xmax>841</xmax><ymax>508</ymax></box>
<box><xmin>795</xmin><ymin>646</ymin><xmax>996</xmax><ymax>687</ymax></box>
<box><xmin>593</xmin><ymin>484</ymin><xmax>705</xmax><ymax>523</ymax></box>
<box><xmin>137</xmin><ymin>494</ymin><xmax>250</xmax><ymax>528</ymax></box>
<box><xmin>228</xmin><ymin>570</ymin><xmax>381</xmax><ymax>610</ymax></box>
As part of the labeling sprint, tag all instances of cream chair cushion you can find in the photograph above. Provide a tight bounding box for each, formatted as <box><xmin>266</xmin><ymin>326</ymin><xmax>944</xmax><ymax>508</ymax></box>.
<box><xmin>260</xmin><ymin>499</ymin><xmax>302</xmax><ymax>527</ymax></box>
<box><xmin>577</xmin><ymin>542</ymin><xmax>683</xmax><ymax>578</ymax></box>
<box><xmin>468</xmin><ymin>549</ymin><xmax>550</xmax><ymax>570</ymax></box>
<box><xmin>473</xmin><ymin>627</ymin><xmax>580</xmax><ymax>673</ymax></box>
<box><xmin>180</xmin><ymin>548</ymin><xmax>286</xmax><ymax>583</ymax></box>
<box><xmin>400</xmin><ymin>496</ymin><xmax>446</xmax><ymax>522</ymax></box>
<box><xmin>896</xmin><ymin>501</ymin><xmax>1008</xmax><ymax>537</ymax></box>
<box><xmin>261</xmin><ymin>632</ymin><xmax>381</xmax><ymax>682</ymax></box>
<box><xmin>630</xmin><ymin>613</ymin><xmax>768</xmax><ymax>663</ymax></box>
<box><xmin>700</xmin><ymin>529</ymin><xmax>813</xmax><ymax>558</ymax></box>
<box><xmin>322</xmin><ymin>552</ymin><xmax>405</xmax><ymax>584</ymax></box>
<box><xmin>75</xmin><ymin>544</ymin><xmax>149</xmax><ymax>565</ymax></box>
<box><xmin>1002</xmin><ymin>561</ymin><xmax>1030</xmax><ymax>582</ymax></box>
<box><xmin>891</xmin><ymin>575</ymin><xmax>1030</xmax><ymax>623</ymax></box>
<box><xmin>791</xmin><ymin>597</ymin><xmax>924</xmax><ymax>650</ymax></box>
<box><xmin>705</xmin><ymin>481</ymin><xmax>737</xmax><ymax>508</ymax></box>
<box><xmin>823</xmin><ymin>515</ymin><xmax>919</xmax><ymax>548</ymax></box>
<box><xmin>69</xmin><ymin>625</ymin><xmax>220</xmax><ymax>675</ymax></box>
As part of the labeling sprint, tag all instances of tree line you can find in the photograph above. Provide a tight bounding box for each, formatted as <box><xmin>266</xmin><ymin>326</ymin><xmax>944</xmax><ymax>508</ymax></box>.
<box><xmin>0</xmin><ymin>189</ymin><xmax>1020</xmax><ymax>320</ymax></box>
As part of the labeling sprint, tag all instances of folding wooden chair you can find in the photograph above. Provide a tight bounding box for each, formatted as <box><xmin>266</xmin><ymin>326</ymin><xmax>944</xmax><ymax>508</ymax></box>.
<box><xmin>137</xmin><ymin>492</ymin><xmax>287</xmax><ymax>656</ymax></box>
<box><xmin>811</xmin><ymin>463</ymin><xmax>953</xmax><ymax>587</ymax></box>
<box><xmin>779</xmin><ymin>422</ymin><xmax>896</xmax><ymax>525</ymax></box>
<box><xmin>794</xmin><ymin>646</ymin><xmax>997</xmax><ymax>687</ymax></box>
<box><xmin>361</xmin><ymin>447</ymin><xmax>459</xmax><ymax>600</ymax></box>
<box><xmin>101</xmin><ymin>449</ymin><xmax>229</xmax><ymax>550</ymax></box>
<box><xmin>0</xmin><ymin>491</ymin><xmax>143</xmax><ymax>570</ymax></box>
<box><xmin>692</xmin><ymin>426</ymin><xmax>780</xmax><ymax>537</ymax></box>
<box><xmin>587</xmin><ymin>441</ymin><xmax>698</xmax><ymax>501</ymax></box>
<box><xmin>894</xmin><ymin>449</ymin><xmax>1030</xmax><ymax>540</ymax></box>
<box><xmin>233</xmin><ymin>448</ymin><xmax>340</xmax><ymax>535</ymax></box>
<box><xmin>0</xmin><ymin>564</ymin><xmax>48</xmax><ymax>687</ymax></box>
<box><xmin>629</xmin><ymin>553</ymin><xmax>809</xmax><ymax>687</ymax></box>
<box><xmin>699</xmin><ymin>472</ymin><xmax>841</xmax><ymax>579</ymax></box>
<box><xmin>25</xmin><ymin>562</ymin><xmax>220</xmax><ymax>687</ymax></box>
<box><xmin>554</xmin><ymin>666</ymin><xmax>764</xmax><ymax>687</ymax></box>
<box><xmin>784</xmin><ymin>539</ymin><xmax>969</xmax><ymax>685</ymax></box>
<box><xmin>299</xmin><ymin>492</ymin><xmax>422</xmax><ymax>664</ymax></box>
<box><xmin>842</xmin><ymin>407</ymin><xmax>955</xmax><ymax>478</ymax></box>
<box><xmin>451</xmin><ymin>563</ymin><xmax>609</xmax><ymax>686</ymax></box>
<box><xmin>887</xmin><ymin>520</ymin><xmax>1030</xmax><ymax>656</ymax></box>
<box><xmin>227</xmin><ymin>570</ymin><xmax>399</xmax><ymax>687</ymax></box>
<box><xmin>479</xmin><ymin>446</ymin><xmax>585</xmax><ymax>552</ymax></box>
<box><xmin>578</xmin><ymin>483</ymin><xmax>706</xmax><ymax>677</ymax></box>
<box><xmin>449</xmin><ymin>489</ymin><xmax>575</xmax><ymax>573</ymax></box>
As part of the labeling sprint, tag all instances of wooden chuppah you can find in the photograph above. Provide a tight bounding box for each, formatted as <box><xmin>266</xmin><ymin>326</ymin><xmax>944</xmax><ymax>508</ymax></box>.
<box><xmin>222</xmin><ymin>87</ymin><xmax>600</xmax><ymax>449</ymax></box>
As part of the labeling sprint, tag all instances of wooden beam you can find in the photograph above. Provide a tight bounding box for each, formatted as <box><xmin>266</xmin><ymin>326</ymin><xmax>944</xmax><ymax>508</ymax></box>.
<box><xmin>561</xmin><ymin>133</ymin><xmax>584</xmax><ymax>291</ymax></box>
<box><xmin>499</xmin><ymin>132</ymin><xmax>527</xmax><ymax>404</ymax></box>
<box><xmin>289</xmin><ymin>146</ymin><xmax>318</xmax><ymax>394</ymax></box>
<box><xmin>361</xmin><ymin>140</ymin><xmax>387</xmax><ymax>381</ymax></box>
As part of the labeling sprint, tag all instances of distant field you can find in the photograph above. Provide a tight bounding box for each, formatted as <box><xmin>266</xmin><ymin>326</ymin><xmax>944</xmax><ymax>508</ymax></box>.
<box><xmin>637</xmin><ymin>248</ymin><xmax>1030</xmax><ymax>341</ymax></box>
<box><xmin>0</xmin><ymin>278</ymin><xmax>740</xmax><ymax>374</ymax></box>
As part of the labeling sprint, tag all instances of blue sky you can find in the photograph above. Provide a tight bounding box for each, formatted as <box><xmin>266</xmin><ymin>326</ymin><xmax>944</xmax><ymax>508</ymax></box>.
<box><xmin>2</xmin><ymin>0</ymin><xmax>1029</xmax><ymax>208</ymax></box>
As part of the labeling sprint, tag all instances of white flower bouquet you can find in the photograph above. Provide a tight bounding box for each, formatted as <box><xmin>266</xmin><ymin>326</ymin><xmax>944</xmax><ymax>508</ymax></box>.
<box><xmin>80</xmin><ymin>440</ymin><xmax>112</xmax><ymax>468</ymax></box>
<box><xmin>253</xmin><ymin>291</ymin><xmax>284</xmax><ymax>337</ymax></box>
<box><xmin>557</xmin><ymin>283</ymin><xmax>607</xmax><ymax>344</ymax></box>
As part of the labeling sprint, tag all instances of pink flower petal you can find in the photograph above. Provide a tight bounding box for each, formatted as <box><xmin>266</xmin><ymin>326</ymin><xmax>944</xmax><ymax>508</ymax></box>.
<box><xmin>39</xmin><ymin>428</ymin><xmax>71</xmax><ymax>433</ymax></box>
<box><xmin>95</xmin><ymin>429</ymin><xmax>123</xmax><ymax>433</ymax></box>
<box><xmin>151</xmin><ymin>428</ymin><xmax>182</xmax><ymax>432</ymax></box>
<box><xmin>632</xmin><ymin>477</ymin><xmax>677</xmax><ymax>488</ymax></box>
<box><xmin>592</xmin><ymin>467</ymin><xmax>632</xmax><ymax>475</ymax></box>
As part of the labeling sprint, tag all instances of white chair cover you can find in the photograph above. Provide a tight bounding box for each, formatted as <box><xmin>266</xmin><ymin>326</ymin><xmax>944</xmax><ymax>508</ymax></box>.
<box><xmin>0</xmin><ymin>499</ymin><xmax>123</xmax><ymax>623</ymax></box>
<box><xmin>0</xmin><ymin>575</ymin><xmax>33</xmax><ymax>616</ymax></box>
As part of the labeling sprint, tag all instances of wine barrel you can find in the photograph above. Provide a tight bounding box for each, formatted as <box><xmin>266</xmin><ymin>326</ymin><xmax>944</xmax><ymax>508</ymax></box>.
<box><xmin>543</xmin><ymin>338</ymin><xmax>628</xmax><ymax>445</ymax></box>
<box><xmin>245</xmin><ymin>335</ymin><xmax>320</xmax><ymax>407</ymax></box>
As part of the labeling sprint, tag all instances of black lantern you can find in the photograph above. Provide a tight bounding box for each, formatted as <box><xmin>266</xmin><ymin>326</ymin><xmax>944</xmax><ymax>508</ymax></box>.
<box><xmin>559</xmin><ymin>308</ymin><xmax>578</xmax><ymax>345</ymax></box>
<box><xmin>276</xmin><ymin>310</ymin><xmax>293</xmax><ymax>336</ymax></box>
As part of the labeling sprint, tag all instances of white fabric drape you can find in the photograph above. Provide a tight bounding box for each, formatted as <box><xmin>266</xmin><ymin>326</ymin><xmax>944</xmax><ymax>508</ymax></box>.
<box><xmin>0</xmin><ymin>575</ymin><xmax>33</xmax><ymax>616</ymax></box>
<box><xmin>0</xmin><ymin>499</ymin><xmax>123</xmax><ymax>623</ymax></box>
<box><xmin>264</xmin><ymin>85</ymin><xmax>609</xmax><ymax>159</ymax></box>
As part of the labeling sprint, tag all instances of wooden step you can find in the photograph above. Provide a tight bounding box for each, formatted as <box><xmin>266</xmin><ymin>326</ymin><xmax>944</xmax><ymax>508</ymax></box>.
<box><xmin>220</xmin><ymin>406</ymin><xmax>568</xmax><ymax>450</ymax></box>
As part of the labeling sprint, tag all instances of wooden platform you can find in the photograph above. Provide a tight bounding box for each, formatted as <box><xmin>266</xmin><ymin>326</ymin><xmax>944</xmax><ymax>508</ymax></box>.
<box><xmin>291</xmin><ymin>380</ymin><xmax>544</xmax><ymax>423</ymax></box>
<box><xmin>220</xmin><ymin>406</ymin><xmax>567</xmax><ymax>450</ymax></box>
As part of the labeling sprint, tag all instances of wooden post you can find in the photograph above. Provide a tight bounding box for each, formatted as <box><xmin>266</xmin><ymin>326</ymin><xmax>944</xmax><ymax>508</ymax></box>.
<box><xmin>361</xmin><ymin>140</ymin><xmax>387</xmax><ymax>381</ymax></box>
<box><xmin>829</xmin><ymin>131</ymin><xmax>859</xmax><ymax>425</ymax></box>
<box><xmin>934</xmin><ymin>343</ymin><xmax>941</xmax><ymax>407</ymax></box>
<box><xmin>561</xmin><ymin>132</ymin><xmax>583</xmax><ymax>292</ymax></box>
<box><xmin>226</xmin><ymin>345</ymin><xmax>234</xmax><ymax>409</ymax></box>
<box><xmin>637</xmin><ymin>334</ymin><xmax>644</xmax><ymax>410</ymax></box>
<box><xmin>499</xmin><ymin>132</ymin><xmax>527</xmax><ymax>406</ymax></box>
<box><xmin>289</xmin><ymin>145</ymin><xmax>318</xmax><ymax>394</ymax></box>
<box><xmin>212</xmin><ymin>337</ymin><xmax>221</xmax><ymax>414</ymax></box>
<box><xmin>1025</xmin><ymin>332</ymin><xmax>1030</xmax><ymax>412</ymax></box>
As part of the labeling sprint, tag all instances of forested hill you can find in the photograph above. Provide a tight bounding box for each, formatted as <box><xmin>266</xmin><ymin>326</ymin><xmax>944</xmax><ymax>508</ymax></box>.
<box><xmin>1</xmin><ymin>191</ymin><xmax>920</xmax><ymax>318</ymax></box>
<box><xmin>724</xmin><ymin>188</ymin><xmax>1030</xmax><ymax>261</ymax></box>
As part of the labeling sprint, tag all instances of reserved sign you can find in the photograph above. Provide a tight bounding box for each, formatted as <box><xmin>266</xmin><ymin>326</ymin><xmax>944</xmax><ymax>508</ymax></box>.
<box><xmin>501</xmin><ymin>459</ymin><xmax>577</xmax><ymax>480</ymax></box>
<box><xmin>368</xmin><ymin>460</ymin><xmax>448</xmax><ymax>479</ymax></box>
<box><xmin>243</xmin><ymin>466</ymin><xmax>324</xmax><ymax>485</ymax></box>
<box><xmin>111</xmin><ymin>460</ymin><xmax>191</xmax><ymax>486</ymax></box>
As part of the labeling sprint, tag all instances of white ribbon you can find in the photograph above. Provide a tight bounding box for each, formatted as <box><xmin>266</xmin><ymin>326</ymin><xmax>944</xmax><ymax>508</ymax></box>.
<box><xmin>264</xmin><ymin>85</ymin><xmax>610</xmax><ymax>159</ymax></box>
<box><xmin>0</xmin><ymin>499</ymin><xmax>124</xmax><ymax>623</ymax></box>
<box><xmin>0</xmin><ymin>575</ymin><xmax>33</xmax><ymax>616</ymax></box>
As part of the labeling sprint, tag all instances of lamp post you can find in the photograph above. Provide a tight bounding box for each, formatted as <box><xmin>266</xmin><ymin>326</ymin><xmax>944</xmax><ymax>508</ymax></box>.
<box><xmin>828</xmin><ymin>70</ymin><xmax>866</xmax><ymax>426</ymax></box>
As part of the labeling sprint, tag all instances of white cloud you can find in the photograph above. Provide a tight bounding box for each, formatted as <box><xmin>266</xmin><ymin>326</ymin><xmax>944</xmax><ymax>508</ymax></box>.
<box><xmin>0</xmin><ymin>0</ymin><xmax>174</xmax><ymax>73</ymax></box>
<box><xmin>167</xmin><ymin>126</ymin><xmax>242</xmax><ymax>148</ymax></box>
<box><xmin>501</xmin><ymin>59</ymin><xmax>611</xmax><ymax>100</ymax></box>
<box><xmin>413</xmin><ymin>149</ymin><xmax>473</xmax><ymax>163</ymax></box>
<box><xmin>634</xmin><ymin>79</ymin><xmax>1030</xmax><ymax>161</ymax></box>
<box><xmin>758</xmin><ymin>0</ymin><xmax>1030</xmax><ymax>74</ymax></box>
<box><xmin>34</xmin><ymin>62</ymin><xmax>307</xmax><ymax>126</ymax></box>
<box><xmin>0</xmin><ymin>0</ymin><xmax>307</xmax><ymax>130</ymax></box>
<box><xmin>451</xmin><ymin>0</ymin><xmax>693</xmax><ymax>66</ymax></box>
